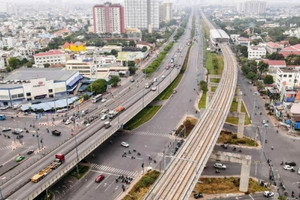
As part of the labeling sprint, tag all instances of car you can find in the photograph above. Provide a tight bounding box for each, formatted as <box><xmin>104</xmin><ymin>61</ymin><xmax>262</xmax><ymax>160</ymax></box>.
<box><xmin>16</xmin><ymin>135</ymin><xmax>24</xmax><ymax>139</ymax></box>
<box><xmin>214</xmin><ymin>163</ymin><xmax>226</xmax><ymax>169</ymax></box>
<box><xmin>27</xmin><ymin>150</ymin><xmax>34</xmax><ymax>155</ymax></box>
<box><xmin>101</xmin><ymin>114</ymin><xmax>107</xmax><ymax>121</ymax></box>
<box><xmin>121</xmin><ymin>141</ymin><xmax>129</xmax><ymax>148</ymax></box>
<box><xmin>130</xmin><ymin>78</ymin><xmax>135</xmax><ymax>82</ymax></box>
<box><xmin>283</xmin><ymin>165</ymin><xmax>294</xmax><ymax>170</ymax></box>
<box><xmin>161</xmin><ymin>75</ymin><xmax>165</xmax><ymax>79</ymax></box>
<box><xmin>153</xmin><ymin>78</ymin><xmax>157</xmax><ymax>82</ymax></box>
<box><xmin>2</xmin><ymin>127</ymin><xmax>11</xmax><ymax>132</ymax></box>
<box><xmin>65</xmin><ymin>120</ymin><xmax>71</xmax><ymax>125</ymax></box>
<box><xmin>101</xmin><ymin>108</ymin><xmax>109</xmax><ymax>114</ymax></box>
<box><xmin>12</xmin><ymin>128</ymin><xmax>23</xmax><ymax>135</ymax></box>
<box><xmin>298</xmin><ymin>167</ymin><xmax>300</xmax><ymax>175</ymax></box>
<box><xmin>95</xmin><ymin>174</ymin><xmax>105</xmax><ymax>183</ymax></box>
<box><xmin>194</xmin><ymin>192</ymin><xmax>203</xmax><ymax>199</ymax></box>
<box><xmin>263</xmin><ymin>191</ymin><xmax>274</xmax><ymax>197</ymax></box>
<box><xmin>16</xmin><ymin>155</ymin><xmax>25</xmax><ymax>162</ymax></box>
<box><xmin>285</xmin><ymin>161</ymin><xmax>296</xmax><ymax>166</ymax></box>
<box><xmin>165</xmin><ymin>65</ymin><xmax>170</xmax><ymax>70</ymax></box>
<box><xmin>263</xmin><ymin>123</ymin><xmax>269</xmax><ymax>127</ymax></box>
<box><xmin>262</xmin><ymin>120</ymin><xmax>266</xmax><ymax>124</ymax></box>
<box><xmin>101</xmin><ymin>98</ymin><xmax>107</xmax><ymax>103</ymax></box>
<box><xmin>52</xmin><ymin>130</ymin><xmax>61</xmax><ymax>136</ymax></box>
<box><xmin>151</xmin><ymin>87</ymin><xmax>157</xmax><ymax>91</ymax></box>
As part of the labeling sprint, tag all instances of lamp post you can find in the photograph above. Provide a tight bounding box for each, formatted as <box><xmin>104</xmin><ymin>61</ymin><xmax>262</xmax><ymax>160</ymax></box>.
<box><xmin>250</xmin><ymin>92</ymin><xmax>257</xmax><ymax>121</ymax></box>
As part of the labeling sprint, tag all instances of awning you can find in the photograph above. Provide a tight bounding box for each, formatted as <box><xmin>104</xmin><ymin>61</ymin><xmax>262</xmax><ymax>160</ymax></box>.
<box><xmin>67</xmin><ymin>75</ymin><xmax>83</xmax><ymax>88</ymax></box>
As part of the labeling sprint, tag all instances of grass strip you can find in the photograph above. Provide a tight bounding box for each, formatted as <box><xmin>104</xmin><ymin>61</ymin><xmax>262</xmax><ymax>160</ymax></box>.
<box><xmin>69</xmin><ymin>164</ymin><xmax>90</xmax><ymax>179</ymax></box>
<box><xmin>175</xmin><ymin>116</ymin><xmax>198</xmax><ymax>138</ymax></box>
<box><xmin>226</xmin><ymin>100</ymin><xmax>250</xmax><ymax>125</ymax></box>
<box><xmin>193</xmin><ymin>177</ymin><xmax>267</xmax><ymax>195</ymax></box>
<box><xmin>123</xmin><ymin>170</ymin><xmax>161</xmax><ymax>200</ymax></box>
<box><xmin>124</xmin><ymin>106</ymin><xmax>162</xmax><ymax>130</ymax></box>
<box><xmin>217</xmin><ymin>131</ymin><xmax>257</xmax><ymax>146</ymax></box>
<box><xmin>198</xmin><ymin>91</ymin><xmax>207</xmax><ymax>109</ymax></box>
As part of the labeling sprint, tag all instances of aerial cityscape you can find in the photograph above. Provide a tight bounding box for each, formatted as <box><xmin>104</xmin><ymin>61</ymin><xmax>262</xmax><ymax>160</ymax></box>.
<box><xmin>0</xmin><ymin>0</ymin><xmax>299</xmax><ymax>200</ymax></box>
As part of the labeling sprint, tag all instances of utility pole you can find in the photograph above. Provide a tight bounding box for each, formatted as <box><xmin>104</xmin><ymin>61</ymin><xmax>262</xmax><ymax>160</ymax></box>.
<box><xmin>258</xmin><ymin>125</ymin><xmax>267</xmax><ymax>184</ymax></box>
<box><xmin>250</xmin><ymin>92</ymin><xmax>257</xmax><ymax>121</ymax></box>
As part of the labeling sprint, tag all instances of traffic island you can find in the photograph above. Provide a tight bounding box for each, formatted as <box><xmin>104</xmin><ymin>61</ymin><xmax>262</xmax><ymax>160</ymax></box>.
<box><xmin>122</xmin><ymin>170</ymin><xmax>160</xmax><ymax>200</ymax></box>
<box><xmin>191</xmin><ymin>177</ymin><xmax>267</xmax><ymax>199</ymax></box>
<box><xmin>175</xmin><ymin>116</ymin><xmax>198</xmax><ymax>138</ymax></box>
<box><xmin>217</xmin><ymin>131</ymin><xmax>258</xmax><ymax>147</ymax></box>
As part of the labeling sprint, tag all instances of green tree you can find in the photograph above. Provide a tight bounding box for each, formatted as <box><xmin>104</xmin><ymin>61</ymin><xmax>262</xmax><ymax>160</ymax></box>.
<box><xmin>199</xmin><ymin>81</ymin><xmax>208</xmax><ymax>92</ymax></box>
<box><xmin>109</xmin><ymin>75</ymin><xmax>120</xmax><ymax>87</ymax></box>
<box><xmin>3</xmin><ymin>46</ymin><xmax>7</xmax><ymax>51</ymax></box>
<box><xmin>246</xmin><ymin>71</ymin><xmax>257</xmax><ymax>80</ymax></box>
<box><xmin>129</xmin><ymin>66</ymin><xmax>137</xmax><ymax>75</ymax></box>
<box><xmin>8</xmin><ymin>57</ymin><xmax>21</xmax><ymax>69</ymax></box>
<box><xmin>129</xmin><ymin>40</ymin><xmax>136</xmax><ymax>47</ymax></box>
<box><xmin>87</xmin><ymin>79</ymin><xmax>107</xmax><ymax>94</ymax></box>
<box><xmin>258</xmin><ymin>61</ymin><xmax>269</xmax><ymax>75</ymax></box>
<box><xmin>266</xmin><ymin>53</ymin><xmax>284</xmax><ymax>60</ymax></box>
<box><xmin>251</xmin><ymin>38</ymin><xmax>263</xmax><ymax>45</ymax></box>
<box><xmin>111</xmin><ymin>49</ymin><xmax>119</xmax><ymax>57</ymax></box>
<box><xmin>27</xmin><ymin>61</ymin><xmax>34</xmax><ymax>68</ymax></box>
<box><xmin>264</xmin><ymin>75</ymin><xmax>274</xmax><ymax>84</ymax></box>
<box><xmin>287</xmin><ymin>37</ymin><xmax>300</xmax><ymax>45</ymax></box>
<box><xmin>141</xmin><ymin>46</ymin><xmax>148</xmax><ymax>52</ymax></box>
<box><xmin>236</xmin><ymin>45</ymin><xmax>248</xmax><ymax>58</ymax></box>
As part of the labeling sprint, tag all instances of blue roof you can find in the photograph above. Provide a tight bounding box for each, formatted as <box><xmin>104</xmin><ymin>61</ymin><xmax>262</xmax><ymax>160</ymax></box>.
<box><xmin>21</xmin><ymin>97</ymin><xmax>78</xmax><ymax>111</ymax></box>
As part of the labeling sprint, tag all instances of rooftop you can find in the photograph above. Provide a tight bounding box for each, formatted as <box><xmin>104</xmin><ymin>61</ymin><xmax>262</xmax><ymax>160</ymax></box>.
<box><xmin>263</xmin><ymin>59</ymin><xmax>286</xmax><ymax>66</ymax></box>
<box><xmin>4</xmin><ymin>68</ymin><xmax>78</xmax><ymax>82</ymax></box>
<box><xmin>267</xmin><ymin>41</ymin><xmax>281</xmax><ymax>48</ymax></box>
<box><xmin>34</xmin><ymin>50</ymin><xmax>64</xmax><ymax>57</ymax></box>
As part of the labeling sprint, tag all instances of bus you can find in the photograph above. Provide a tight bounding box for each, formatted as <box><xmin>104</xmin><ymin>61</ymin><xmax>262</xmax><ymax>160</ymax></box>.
<box><xmin>92</xmin><ymin>94</ymin><xmax>102</xmax><ymax>103</ymax></box>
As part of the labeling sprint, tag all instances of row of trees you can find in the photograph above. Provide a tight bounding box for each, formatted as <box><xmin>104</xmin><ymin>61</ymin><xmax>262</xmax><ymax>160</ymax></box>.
<box><xmin>6</xmin><ymin>57</ymin><xmax>33</xmax><ymax>72</ymax></box>
<box><xmin>86</xmin><ymin>75</ymin><xmax>121</xmax><ymax>94</ymax></box>
<box><xmin>241</xmin><ymin>59</ymin><xmax>274</xmax><ymax>84</ymax></box>
<box><xmin>267</xmin><ymin>53</ymin><xmax>300</xmax><ymax>65</ymax></box>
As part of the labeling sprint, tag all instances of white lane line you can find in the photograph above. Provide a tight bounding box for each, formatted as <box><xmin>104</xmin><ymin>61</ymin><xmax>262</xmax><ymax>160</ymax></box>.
<box><xmin>104</xmin><ymin>179</ymin><xmax>116</xmax><ymax>192</ymax></box>
<box><xmin>249</xmin><ymin>194</ymin><xmax>255</xmax><ymax>200</ymax></box>
<box><xmin>85</xmin><ymin>179</ymin><xmax>94</xmax><ymax>189</ymax></box>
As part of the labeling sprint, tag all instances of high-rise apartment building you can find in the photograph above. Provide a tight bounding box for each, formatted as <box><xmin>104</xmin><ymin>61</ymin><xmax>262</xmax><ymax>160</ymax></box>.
<box><xmin>160</xmin><ymin>2</ymin><xmax>172</xmax><ymax>22</ymax></box>
<box><xmin>237</xmin><ymin>1</ymin><xmax>266</xmax><ymax>16</ymax></box>
<box><xmin>124</xmin><ymin>0</ymin><xmax>159</xmax><ymax>30</ymax></box>
<box><xmin>93</xmin><ymin>2</ymin><xmax>125</xmax><ymax>34</ymax></box>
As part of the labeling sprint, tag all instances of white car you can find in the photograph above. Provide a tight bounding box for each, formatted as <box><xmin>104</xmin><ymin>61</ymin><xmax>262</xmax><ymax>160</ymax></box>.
<box><xmin>263</xmin><ymin>191</ymin><xmax>274</xmax><ymax>197</ymax></box>
<box><xmin>283</xmin><ymin>165</ymin><xmax>294</xmax><ymax>170</ymax></box>
<box><xmin>161</xmin><ymin>75</ymin><xmax>165</xmax><ymax>79</ymax></box>
<box><xmin>101</xmin><ymin>114</ymin><xmax>107</xmax><ymax>121</ymax></box>
<box><xmin>65</xmin><ymin>120</ymin><xmax>71</xmax><ymax>125</ymax></box>
<box><xmin>101</xmin><ymin>98</ymin><xmax>107</xmax><ymax>103</ymax></box>
<box><xmin>214</xmin><ymin>163</ymin><xmax>226</xmax><ymax>169</ymax></box>
<box><xmin>121</xmin><ymin>141</ymin><xmax>129</xmax><ymax>148</ymax></box>
<box><xmin>151</xmin><ymin>87</ymin><xmax>157</xmax><ymax>91</ymax></box>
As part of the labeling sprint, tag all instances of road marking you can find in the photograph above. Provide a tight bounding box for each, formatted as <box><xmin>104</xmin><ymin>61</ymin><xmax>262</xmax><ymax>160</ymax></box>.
<box><xmin>105</xmin><ymin>179</ymin><xmax>116</xmax><ymax>192</ymax></box>
<box><xmin>86</xmin><ymin>179</ymin><xmax>94</xmax><ymax>189</ymax></box>
<box><xmin>249</xmin><ymin>194</ymin><xmax>254</xmax><ymax>200</ymax></box>
<box><xmin>91</xmin><ymin>163</ymin><xmax>138</xmax><ymax>177</ymax></box>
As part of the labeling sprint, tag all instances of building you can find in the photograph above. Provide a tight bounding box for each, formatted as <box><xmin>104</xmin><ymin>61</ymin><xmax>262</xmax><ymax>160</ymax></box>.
<box><xmin>247</xmin><ymin>45</ymin><xmax>266</xmax><ymax>60</ymax></box>
<box><xmin>279</xmin><ymin>44</ymin><xmax>300</xmax><ymax>58</ymax></box>
<box><xmin>126</xmin><ymin>27</ymin><xmax>142</xmax><ymax>41</ymax></box>
<box><xmin>263</xmin><ymin>59</ymin><xmax>286</xmax><ymax>74</ymax></box>
<box><xmin>1</xmin><ymin>37</ymin><xmax>14</xmax><ymax>48</ymax></box>
<box><xmin>0</xmin><ymin>68</ymin><xmax>81</xmax><ymax>107</ymax></box>
<box><xmin>66</xmin><ymin>56</ymin><xmax>127</xmax><ymax>79</ymax></box>
<box><xmin>62</xmin><ymin>42</ymin><xmax>86</xmax><ymax>52</ymax></box>
<box><xmin>237</xmin><ymin>0</ymin><xmax>266</xmax><ymax>16</ymax></box>
<box><xmin>160</xmin><ymin>2</ymin><xmax>172</xmax><ymax>22</ymax></box>
<box><xmin>275</xmin><ymin>68</ymin><xmax>300</xmax><ymax>91</ymax></box>
<box><xmin>34</xmin><ymin>50</ymin><xmax>66</xmax><ymax>68</ymax></box>
<box><xmin>266</xmin><ymin>42</ymin><xmax>282</xmax><ymax>54</ymax></box>
<box><xmin>210</xmin><ymin>29</ymin><xmax>230</xmax><ymax>50</ymax></box>
<box><xmin>124</xmin><ymin>0</ymin><xmax>159</xmax><ymax>30</ymax></box>
<box><xmin>93</xmin><ymin>2</ymin><xmax>125</xmax><ymax>34</ymax></box>
<box><xmin>53</xmin><ymin>28</ymin><xmax>71</xmax><ymax>38</ymax></box>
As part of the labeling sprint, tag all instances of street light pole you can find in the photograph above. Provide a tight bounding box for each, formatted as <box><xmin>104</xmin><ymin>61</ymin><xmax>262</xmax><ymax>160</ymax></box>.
<box><xmin>258</xmin><ymin>125</ymin><xmax>267</xmax><ymax>184</ymax></box>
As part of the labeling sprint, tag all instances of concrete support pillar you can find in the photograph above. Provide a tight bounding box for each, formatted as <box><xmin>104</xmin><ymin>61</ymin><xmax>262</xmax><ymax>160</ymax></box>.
<box><xmin>237</xmin><ymin>112</ymin><xmax>245</xmax><ymax>138</ymax></box>
<box><xmin>240</xmin><ymin>158</ymin><xmax>251</xmax><ymax>192</ymax></box>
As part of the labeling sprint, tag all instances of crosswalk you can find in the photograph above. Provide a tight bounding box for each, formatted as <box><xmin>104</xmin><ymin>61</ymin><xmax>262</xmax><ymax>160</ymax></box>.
<box><xmin>132</xmin><ymin>131</ymin><xmax>170</xmax><ymax>138</ymax></box>
<box><xmin>0</xmin><ymin>145</ymin><xmax>13</xmax><ymax>151</ymax></box>
<box><xmin>90</xmin><ymin>163</ymin><xmax>138</xmax><ymax>177</ymax></box>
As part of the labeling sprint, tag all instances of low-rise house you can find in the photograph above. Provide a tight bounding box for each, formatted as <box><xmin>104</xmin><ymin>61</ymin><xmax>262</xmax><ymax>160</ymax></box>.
<box><xmin>266</xmin><ymin>42</ymin><xmax>282</xmax><ymax>54</ymax></box>
<box><xmin>248</xmin><ymin>45</ymin><xmax>266</xmax><ymax>60</ymax></box>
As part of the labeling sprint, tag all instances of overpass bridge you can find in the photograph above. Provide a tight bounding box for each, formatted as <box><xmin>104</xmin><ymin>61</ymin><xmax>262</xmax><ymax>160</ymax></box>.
<box><xmin>0</xmin><ymin>16</ymin><xmax>193</xmax><ymax>200</ymax></box>
<box><xmin>143</xmin><ymin>13</ymin><xmax>238</xmax><ymax>200</ymax></box>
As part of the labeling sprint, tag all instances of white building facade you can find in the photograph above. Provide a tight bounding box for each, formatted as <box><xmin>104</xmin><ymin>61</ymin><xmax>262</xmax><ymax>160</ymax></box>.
<box><xmin>247</xmin><ymin>45</ymin><xmax>266</xmax><ymax>60</ymax></box>
<box><xmin>237</xmin><ymin>0</ymin><xmax>266</xmax><ymax>16</ymax></box>
<box><xmin>276</xmin><ymin>68</ymin><xmax>300</xmax><ymax>91</ymax></box>
<box><xmin>124</xmin><ymin>0</ymin><xmax>159</xmax><ymax>30</ymax></box>
<box><xmin>34</xmin><ymin>50</ymin><xmax>66</xmax><ymax>68</ymax></box>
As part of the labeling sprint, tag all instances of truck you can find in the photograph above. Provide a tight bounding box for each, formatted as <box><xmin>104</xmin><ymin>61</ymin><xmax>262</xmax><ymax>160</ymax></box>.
<box><xmin>31</xmin><ymin>154</ymin><xmax>65</xmax><ymax>183</ymax></box>
<box><xmin>108</xmin><ymin>106</ymin><xmax>125</xmax><ymax>119</ymax></box>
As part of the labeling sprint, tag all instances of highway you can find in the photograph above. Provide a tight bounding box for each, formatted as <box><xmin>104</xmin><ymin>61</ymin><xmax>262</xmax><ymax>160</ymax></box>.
<box><xmin>0</xmin><ymin>16</ymin><xmax>193</xmax><ymax>200</ymax></box>
<box><xmin>143</xmin><ymin>14</ymin><xmax>238</xmax><ymax>200</ymax></box>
